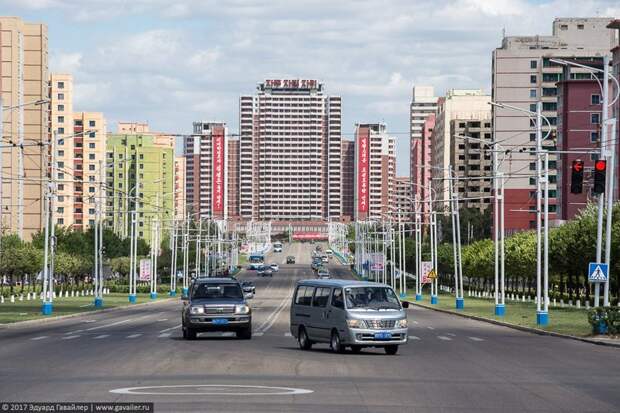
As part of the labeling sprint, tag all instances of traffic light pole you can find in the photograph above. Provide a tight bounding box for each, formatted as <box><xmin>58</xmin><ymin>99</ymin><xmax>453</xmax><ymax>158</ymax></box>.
<box><xmin>602</xmin><ymin>55</ymin><xmax>613</xmax><ymax>307</ymax></box>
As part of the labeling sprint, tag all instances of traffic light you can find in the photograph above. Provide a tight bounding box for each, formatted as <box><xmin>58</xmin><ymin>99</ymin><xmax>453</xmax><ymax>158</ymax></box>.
<box><xmin>593</xmin><ymin>159</ymin><xmax>607</xmax><ymax>195</ymax></box>
<box><xmin>570</xmin><ymin>159</ymin><xmax>584</xmax><ymax>194</ymax></box>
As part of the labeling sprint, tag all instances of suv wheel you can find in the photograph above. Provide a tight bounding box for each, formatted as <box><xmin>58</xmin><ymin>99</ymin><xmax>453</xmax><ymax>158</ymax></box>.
<box><xmin>183</xmin><ymin>326</ymin><xmax>197</xmax><ymax>340</ymax></box>
<box><xmin>237</xmin><ymin>326</ymin><xmax>252</xmax><ymax>340</ymax></box>
<box><xmin>298</xmin><ymin>327</ymin><xmax>312</xmax><ymax>350</ymax></box>
<box><xmin>330</xmin><ymin>330</ymin><xmax>345</xmax><ymax>353</ymax></box>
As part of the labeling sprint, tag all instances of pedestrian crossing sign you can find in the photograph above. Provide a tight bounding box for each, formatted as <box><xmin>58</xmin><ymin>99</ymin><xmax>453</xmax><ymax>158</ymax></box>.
<box><xmin>588</xmin><ymin>262</ymin><xmax>608</xmax><ymax>282</ymax></box>
<box><xmin>428</xmin><ymin>270</ymin><xmax>437</xmax><ymax>280</ymax></box>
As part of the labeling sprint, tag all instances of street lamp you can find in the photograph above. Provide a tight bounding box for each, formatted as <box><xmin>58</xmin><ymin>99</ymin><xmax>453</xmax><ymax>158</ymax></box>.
<box><xmin>550</xmin><ymin>57</ymin><xmax>619</xmax><ymax>307</ymax></box>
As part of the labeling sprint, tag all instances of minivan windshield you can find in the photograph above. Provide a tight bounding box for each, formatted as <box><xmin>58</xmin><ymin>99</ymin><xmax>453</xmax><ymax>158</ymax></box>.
<box><xmin>191</xmin><ymin>283</ymin><xmax>243</xmax><ymax>300</ymax></box>
<box><xmin>344</xmin><ymin>286</ymin><xmax>401</xmax><ymax>310</ymax></box>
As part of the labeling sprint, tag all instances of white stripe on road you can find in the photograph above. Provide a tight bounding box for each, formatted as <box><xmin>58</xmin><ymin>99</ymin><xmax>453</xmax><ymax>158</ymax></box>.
<box><xmin>85</xmin><ymin>318</ymin><xmax>137</xmax><ymax>332</ymax></box>
<box><xmin>254</xmin><ymin>332</ymin><xmax>264</xmax><ymax>337</ymax></box>
<box><xmin>94</xmin><ymin>334</ymin><xmax>109</xmax><ymax>339</ymax></box>
<box><xmin>408</xmin><ymin>335</ymin><xmax>420</xmax><ymax>340</ymax></box>
<box><xmin>437</xmin><ymin>335</ymin><xmax>452</xmax><ymax>341</ymax></box>
<box><xmin>158</xmin><ymin>333</ymin><xmax>171</xmax><ymax>338</ymax></box>
<box><xmin>427</xmin><ymin>326</ymin><xmax>435</xmax><ymax>330</ymax></box>
<box><xmin>159</xmin><ymin>324</ymin><xmax>181</xmax><ymax>333</ymax></box>
<box><xmin>31</xmin><ymin>336</ymin><xmax>48</xmax><ymax>341</ymax></box>
<box><xmin>412</xmin><ymin>320</ymin><xmax>419</xmax><ymax>324</ymax></box>
<box><xmin>468</xmin><ymin>336</ymin><xmax>484</xmax><ymax>341</ymax></box>
<box><xmin>157</xmin><ymin>319</ymin><xmax>168</xmax><ymax>322</ymax></box>
<box><xmin>126</xmin><ymin>334</ymin><xmax>142</xmax><ymax>339</ymax></box>
<box><xmin>446</xmin><ymin>333</ymin><xmax>456</xmax><ymax>337</ymax></box>
<box><xmin>284</xmin><ymin>332</ymin><xmax>292</xmax><ymax>337</ymax></box>
<box><xmin>62</xmin><ymin>335</ymin><xmax>80</xmax><ymax>340</ymax></box>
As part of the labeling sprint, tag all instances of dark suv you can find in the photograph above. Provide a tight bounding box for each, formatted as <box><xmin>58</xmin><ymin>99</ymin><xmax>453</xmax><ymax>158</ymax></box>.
<box><xmin>182</xmin><ymin>278</ymin><xmax>252</xmax><ymax>340</ymax></box>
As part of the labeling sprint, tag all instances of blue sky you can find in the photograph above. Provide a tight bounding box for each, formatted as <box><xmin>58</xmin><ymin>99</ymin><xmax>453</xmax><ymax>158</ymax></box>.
<box><xmin>2</xmin><ymin>0</ymin><xmax>618</xmax><ymax>175</ymax></box>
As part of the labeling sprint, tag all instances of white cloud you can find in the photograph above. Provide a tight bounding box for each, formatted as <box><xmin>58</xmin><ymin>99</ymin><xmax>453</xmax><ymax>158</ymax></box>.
<box><xmin>50</xmin><ymin>52</ymin><xmax>82</xmax><ymax>74</ymax></box>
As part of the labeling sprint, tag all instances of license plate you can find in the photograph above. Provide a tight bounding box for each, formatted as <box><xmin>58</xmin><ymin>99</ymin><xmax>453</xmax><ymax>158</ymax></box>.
<box><xmin>374</xmin><ymin>332</ymin><xmax>392</xmax><ymax>340</ymax></box>
<box><xmin>212</xmin><ymin>318</ymin><xmax>229</xmax><ymax>325</ymax></box>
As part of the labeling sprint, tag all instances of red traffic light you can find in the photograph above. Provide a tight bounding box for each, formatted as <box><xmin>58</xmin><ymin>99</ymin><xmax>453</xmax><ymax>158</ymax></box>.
<box><xmin>595</xmin><ymin>160</ymin><xmax>607</xmax><ymax>171</ymax></box>
<box><xmin>572</xmin><ymin>160</ymin><xmax>584</xmax><ymax>172</ymax></box>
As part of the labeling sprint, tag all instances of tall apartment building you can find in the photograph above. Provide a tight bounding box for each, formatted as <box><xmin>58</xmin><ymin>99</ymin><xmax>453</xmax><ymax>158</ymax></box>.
<box><xmin>239</xmin><ymin>79</ymin><xmax>342</xmax><ymax>221</ymax></box>
<box><xmin>450</xmin><ymin>118</ymin><xmax>493</xmax><ymax>212</ymax></box>
<box><xmin>184</xmin><ymin>122</ymin><xmax>233</xmax><ymax>220</ymax></box>
<box><xmin>49</xmin><ymin>73</ymin><xmax>107</xmax><ymax>230</ymax></box>
<box><xmin>0</xmin><ymin>17</ymin><xmax>48</xmax><ymax>239</ymax></box>
<box><xmin>341</xmin><ymin>140</ymin><xmax>355</xmax><ymax>220</ymax></box>
<box><xmin>410</xmin><ymin>86</ymin><xmax>438</xmax><ymax>196</ymax></box>
<box><xmin>173</xmin><ymin>156</ymin><xmax>185</xmax><ymax>219</ymax></box>
<box><xmin>492</xmin><ymin>17</ymin><xmax>616</xmax><ymax>232</ymax></box>
<box><xmin>106</xmin><ymin>134</ymin><xmax>174</xmax><ymax>242</ymax></box>
<box><xmin>391</xmin><ymin>176</ymin><xmax>412</xmax><ymax>217</ymax></box>
<box><xmin>609</xmin><ymin>20</ymin><xmax>620</xmax><ymax>203</ymax></box>
<box><xmin>227</xmin><ymin>139</ymin><xmax>240</xmax><ymax>220</ymax></box>
<box><xmin>431</xmin><ymin>90</ymin><xmax>491</xmax><ymax>208</ymax></box>
<box><xmin>354</xmin><ymin>123</ymin><xmax>395</xmax><ymax>221</ymax></box>
<box><xmin>413</xmin><ymin>113</ymin><xmax>435</xmax><ymax>216</ymax></box>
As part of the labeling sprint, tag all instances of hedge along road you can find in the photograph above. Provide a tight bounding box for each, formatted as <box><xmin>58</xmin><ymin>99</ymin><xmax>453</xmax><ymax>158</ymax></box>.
<box><xmin>0</xmin><ymin>242</ymin><xmax>619</xmax><ymax>413</ymax></box>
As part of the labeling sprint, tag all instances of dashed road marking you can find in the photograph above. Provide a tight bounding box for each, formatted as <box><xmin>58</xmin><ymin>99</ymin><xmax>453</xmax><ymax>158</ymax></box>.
<box><xmin>446</xmin><ymin>333</ymin><xmax>456</xmax><ymax>337</ymax></box>
<box><xmin>437</xmin><ymin>335</ymin><xmax>452</xmax><ymax>341</ymax></box>
<box><xmin>158</xmin><ymin>333</ymin><xmax>171</xmax><ymax>338</ymax></box>
<box><xmin>157</xmin><ymin>319</ymin><xmax>168</xmax><ymax>322</ymax></box>
<box><xmin>412</xmin><ymin>320</ymin><xmax>419</xmax><ymax>324</ymax></box>
<box><xmin>468</xmin><ymin>336</ymin><xmax>484</xmax><ymax>342</ymax></box>
<box><xmin>427</xmin><ymin>326</ymin><xmax>435</xmax><ymax>330</ymax></box>
<box><xmin>254</xmin><ymin>332</ymin><xmax>264</xmax><ymax>337</ymax></box>
<box><xmin>31</xmin><ymin>336</ymin><xmax>48</xmax><ymax>341</ymax></box>
<box><xmin>284</xmin><ymin>332</ymin><xmax>292</xmax><ymax>337</ymax></box>
<box><xmin>62</xmin><ymin>335</ymin><xmax>80</xmax><ymax>340</ymax></box>
<box><xmin>127</xmin><ymin>334</ymin><xmax>142</xmax><ymax>339</ymax></box>
<box><xmin>159</xmin><ymin>324</ymin><xmax>181</xmax><ymax>333</ymax></box>
<box><xmin>94</xmin><ymin>334</ymin><xmax>109</xmax><ymax>339</ymax></box>
<box><xmin>408</xmin><ymin>335</ymin><xmax>420</xmax><ymax>340</ymax></box>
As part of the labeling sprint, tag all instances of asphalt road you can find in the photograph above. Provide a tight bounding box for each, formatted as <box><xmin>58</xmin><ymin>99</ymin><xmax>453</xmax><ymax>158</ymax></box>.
<box><xmin>1</xmin><ymin>242</ymin><xmax>619</xmax><ymax>412</ymax></box>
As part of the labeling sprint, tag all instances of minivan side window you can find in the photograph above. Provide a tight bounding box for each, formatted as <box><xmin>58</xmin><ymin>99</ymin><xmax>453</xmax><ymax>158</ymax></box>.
<box><xmin>331</xmin><ymin>288</ymin><xmax>344</xmax><ymax>309</ymax></box>
<box><xmin>312</xmin><ymin>287</ymin><xmax>330</xmax><ymax>307</ymax></box>
<box><xmin>295</xmin><ymin>286</ymin><xmax>314</xmax><ymax>306</ymax></box>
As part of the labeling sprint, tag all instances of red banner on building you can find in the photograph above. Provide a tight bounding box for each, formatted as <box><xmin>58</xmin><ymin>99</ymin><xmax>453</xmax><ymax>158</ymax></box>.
<box><xmin>357</xmin><ymin>127</ymin><xmax>370</xmax><ymax>214</ymax></box>
<box><xmin>212</xmin><ymin>129</ymin><xmax>225</xmax><ymax>214</ymax></box>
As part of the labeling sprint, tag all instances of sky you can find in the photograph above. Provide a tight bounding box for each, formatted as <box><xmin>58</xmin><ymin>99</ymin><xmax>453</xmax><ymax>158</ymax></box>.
<box><xmin>2</xmin><ymin>0</ymin><xmax>619</xmax><ymax>175</ymax></box>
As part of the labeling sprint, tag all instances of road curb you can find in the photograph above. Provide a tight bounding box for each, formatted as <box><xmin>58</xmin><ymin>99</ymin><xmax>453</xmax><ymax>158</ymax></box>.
<box><xmin>405</xmin><ymin>299</ymin><xmax>620</xmax><ymax>349</ymax></box>
<box><xmin>0</xmin><ymin>297</ymin><xmax>176</xmax><ymax>329</ymax></box>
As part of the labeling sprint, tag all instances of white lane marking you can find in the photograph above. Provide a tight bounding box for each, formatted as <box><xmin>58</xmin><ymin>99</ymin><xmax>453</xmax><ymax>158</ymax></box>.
<box><xmin>66</xmin><ymin>329</ymin><xmax>83</xmax><ymax>335</ymax></box>
<box><xmin>158</xmin><ymin>333</ymin><xmax>171</xmax><ymax>338</ymax></box>
<box><xmin>62</xmin><ymin>335</ymin><xmax>80</xmax><ymax>340</ymax></box>
<box><xmin>159</xmin><ymin>324</ymin><xmax>181</xmax><ymax>333</ymax></box>
<box><xmin>254</xmin><ymin>281</ymin><xmax>295</xmax><ymax>334</ymax></box>
<box><xmin>85</xmin><ymin>318</ymin><xmax>137</xmax><ymax>332</ymax></box>
<box><xmin>437</xmin><ymin>335</ymin><xmax>452</xmax><ymax>341</ymax></box>
<box><xmin>254</xmin><ymin>332</ymin><xmax>264</xmax><ymax>337</ymax></box>
<box><xmin>408</xmin><ymin>335</ymin><xmax>420</xmax><ymax>340</ymax></box>
<box><xmin>157</xmin><ymin>319</ymin><xmax>168</xmax><ymax>322</ymax></box>
<box><xmin>427</xmin><ymin>326</ymin><xmax>435</xmax><ymax>330</ymax></box>
<box><xmin>110</xmin><ymin>384</ymin><xmax>314</xmax><ymax>396</ymax></box>
<box><xmin>412</xmin><ymin>320</ymin><xmax>419</xmax><ymax>324</ymax></box>
<box><xmin>127</xmin><ymin>334</ymin><xmax>142</xmax><ymax>339</ymax></box>
<box><xmin>94</xmin><ymin>334</ymin><xmax>109</xmax><ymax>339</ymax></box>
<box><xmin>31</xmin><ymin>336</ymin><xmax>48</xmax><ymax>341</ymax></box>
<box><xmin>446</xmin><ymin>333</ymin><xmax>456</xmax><ymax>337</ymax></box>
<box><xmin>468</xmin><ymin>336</ymin><xmax>484</xmax><ymax>342</ymax></box>
<box><xmin>284</xmin><ymin>332</ymin><xmax>292</xmax><ymax>337</ymax></box>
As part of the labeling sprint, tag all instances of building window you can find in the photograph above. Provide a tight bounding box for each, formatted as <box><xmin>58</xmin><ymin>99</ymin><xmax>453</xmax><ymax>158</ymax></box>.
<box><xmin>89</xmin><ymin>187</ymin><xmax>95</xmax><ymax>193</ymax></box>
<box><xmin>591</xmin><ymin>153</ymin><xmax>600</xmax><ymax>161</ymax></box>
<box><xmin>89</xmin><ymin>120</ymin><xmax>96</xmax><ymax>127</ymax></box>
<box><xmin>57</xmin><ymin>172</ymin><xmax>64</xmax><ymax>179</ymax></box>
<box><xmin>57</xmin><ymin>161</ymin><xmax>64</xmax><ymax>168</ymax></box>
<box><xmin>590</xmin><ymin>131</ymin><xmax>599</xmax><ymax>142</ymax></box>
<box><xmin>57</xmin><ymin>93</ymin><xmax>64</xmax><ymax>100</ymax></box>
<box><xmin>57</xmin><ymin>81</ymin><xmax>64</xmax><ymax>89</ymax></box>
<box><xmin>89</xmin><ymin>143</ymin><xmax>95</xmax><ymax>149</ymax></box>
<box><xmin>89</xmin><ymin>132</ymin><xmax>96</xmax><ymax>138</ymax></box>
<box><xmin>89</xmin><ymin>176</ymin><xmax>95</xmax><ymax>182</ymax></box>
<box><xmin>57</xmin><ymin>207</ymin><xmax>64</xmax><ymax>213</ymax></box>
<box><xmin>560</xmin><ymin>24</ymin><xmax>568</xmax><ymax>30</ymax></box>
<box><xmin>530</xmin><ymin>60</ymin><xmax>537</xmax><ymax>69</ymax></box>
<box><xmin>57</xmin><ymin>218</ymin><xmax>64</xmax><ymax>225</ymax></box>
<box><xmin>58</xmin><ymin>116</ymin><xmax>64</xmax><ymax>123</ymax></box>
<box><xmin>529</xmin><ymin>162</ymin><xmax>536</xmax><ymax>171</ymax></box>
<box><xmin>549</xmin><ymin>175</ymin><xmax>557</xmax><ymax>184</ymax></box>
<box><xmin>591</xmin><ymin>94</ymin><xmax>600</xmax><ymax>105</ymax></box>
<box><xmin>529</xmin><ymin>133</ymin><xmax>536</xmax><ymax>142</ymax></box>
<box><xmin>58</xmin><ymin>127</ymin><xmax>65</xmax><ymax>134</ymax></box>
<box><xmin>57</xmin><ymin>184</ymin><xmax>64</xmax><ymax>191</ymax></box>
<box><xmin>89</xmin><ymin>208</ymin><xmax>95</xmax><ymax>215</ymax></box>
<box><xmin>57</xmin><ymin>104</ymin><xmax>64</xmax><ymax>111</ymax></box>
<box><xmin>530</xmin><ymin>75</ymin><xmax>537</xmax><ymax>84</ymax></box>
<box><xmin>89</xmin><ymin>164</ymin><xmax>95</xmax><ymax>171</ymax></box>
<box><xmin>88</xmin><ymin>154</ymin><xmax>95</xmax><ymax>160</ymax></box>
<box><xmin>530</xmin><ymin>89</ymin><xmax>537</xmax><ymax>98</ymax></box>
<box><xmin>75</xmin><ymin>119</ymin><xmax>83</xmax><ymax>127</ymax></box>
<box><xmin>577</xmin><ymin>24</ymin><xmax>584</xmax><ymax>30</ymax></box>
<box><xmin>530</xmin><ymin>104</ymin><xmax>536</xmax><ymax>112</ymax></box>
<box><xmin>57</xmin><ymin>195</ymin><xmax>64</xmax><ymax>202</ymax></box>
<box><xmin>591</xmin><ymin>113</ymin><xmax>600</xmax><ymax>124</ymax></box>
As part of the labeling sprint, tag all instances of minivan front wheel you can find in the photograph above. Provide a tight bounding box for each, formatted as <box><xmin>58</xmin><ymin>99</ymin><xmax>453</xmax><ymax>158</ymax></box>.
<box><xmin>330</xmin><ymin>330</ymin><xmax>345</xmax><ymax>353</ymax></box>
<box><xmin>298</xmin><ymin>327</ymin><xmax>312</xmax><ymax>350</ymax></box>
<box><xmin>384</xmin><ymin>345</ymin><xmax>399</xmax><ymax>355</ymax></box>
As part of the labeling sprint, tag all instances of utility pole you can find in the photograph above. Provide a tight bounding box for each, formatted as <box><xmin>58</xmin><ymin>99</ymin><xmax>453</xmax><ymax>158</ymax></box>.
<box><xmin>535</xmin><ymin>101</ymin><xmax>548</xmax><ymax>325</ymax></box>
<box><xmin>17</xmin><ymin>33</ymin><xmax>24</xmax><ymax>239</ymax></box>
<box><xmin>41</xmin><ymin>129</ymin><xmax>54</xmax><ymax>315</ymax></box>
<box><xmin>182</xmin><ymin>211</ymin><xmax>189</xmax><ymax>296</ymax></box>
<box><xmin>602</xmin><ymin>55</ymin><xmax>614</xmax><ymax>307</ymax></box>
<box><xmin>94</xmin><ymin>159</ymin><xmax>104</xmax><ymax>307</ymax></box>
<box><xmin>169</xmin><ymin>218</ymin><xmax>177</xmax><ymax>297</ymax></box>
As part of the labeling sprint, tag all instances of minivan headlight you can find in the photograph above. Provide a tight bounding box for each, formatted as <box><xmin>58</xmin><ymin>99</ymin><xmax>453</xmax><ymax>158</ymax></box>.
<box><xmin>395</xmin><ymin>318</ymin><xmax>408</xmax><ymax>328</ymax></box>
<box><xmin>346</xmin><ymin>319</ymin><xmax>366</xmax><ymax>329</ymax></box>
<box><xmin>190</xmin><ymin>305</ymin><xmax>204</xmax><ymax>315</ymax></box>
<box><xmin>235</xmin><ymin>304</ymin><xmax>250</xmax><ymax>314</ymax></box>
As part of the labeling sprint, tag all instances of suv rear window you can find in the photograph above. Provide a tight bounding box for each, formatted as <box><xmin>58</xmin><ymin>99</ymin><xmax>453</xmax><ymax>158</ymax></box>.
<box><xmin>295</xmin><ymin>286</ymin><xmax>315</xmax><ymax>306</ymax></box>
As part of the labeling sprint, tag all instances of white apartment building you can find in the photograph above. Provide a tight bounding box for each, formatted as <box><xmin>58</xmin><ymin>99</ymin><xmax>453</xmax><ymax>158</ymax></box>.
<box><xmin>354</xmin><ymin>123</ymin><xmax>395</xmax><ymax>221</ymax></box>
<box><xmin>410</xmin><ymin>86</ymin><xmax>438</xmax><ymax>192</ymax></box>
<box><xmin>239</xmin><ymin>79</ymin><xmax>342</xmax><ymax>221</ymax></box>
<box><xmin>492</xmin><ymin>17</ymin><xmax>616</xmax><ymax>232</ymax></box>
<box><xmin>431</xmin><ymin>89</ymin><xmax>491</xmax><ymax>208</ymax></box>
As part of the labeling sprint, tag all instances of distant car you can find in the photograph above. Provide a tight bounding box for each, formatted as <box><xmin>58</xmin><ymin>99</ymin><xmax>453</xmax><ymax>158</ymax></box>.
<box><xmin>317</xmin><ymin>269</ymin><xmax>330</xmax><ymax>279</ymax></box>
<box><xmin>241</xmin><ymin>281</ymin><xmax>255</xmax><ymax>294</ymax></box>
<box><xmin>321</xmin><ymin>256</ymin><xmax>329</xmax><ymax>264</ymax></box>
<box><xmin>286</xmin><ymin>256</ymin><xmax>296</xmax><ymax>264</ymax></box>
<box><xmin>325</xmin><ymin>249</ymin><xmax>333</xmax><ymax>257</ymax></box>
<box><xmin>315</xmin><ymin>245</ymin><xmax>322</xmax><ymax>252</ymax></box>
<box><xmin>270</xmin><ymin>263</ymin><xmax>279</xmax><ymax>272</ymax></box>
<box><xmin>257</xmin><ymin>265</ymin><xmax>273</xmax><ymax>277</ymax></box>
<box><xmin>273</xmin><ymin>242</ymin><xmax>283</xmax><ymax>253</ymax></box>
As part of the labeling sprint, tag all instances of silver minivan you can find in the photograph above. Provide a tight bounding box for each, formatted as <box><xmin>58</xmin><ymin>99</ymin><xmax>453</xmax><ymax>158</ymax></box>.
<box><xmin>290</xmin><ymin>279</ymin><xmax>409</xmax><ymax>355</ymax></box>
